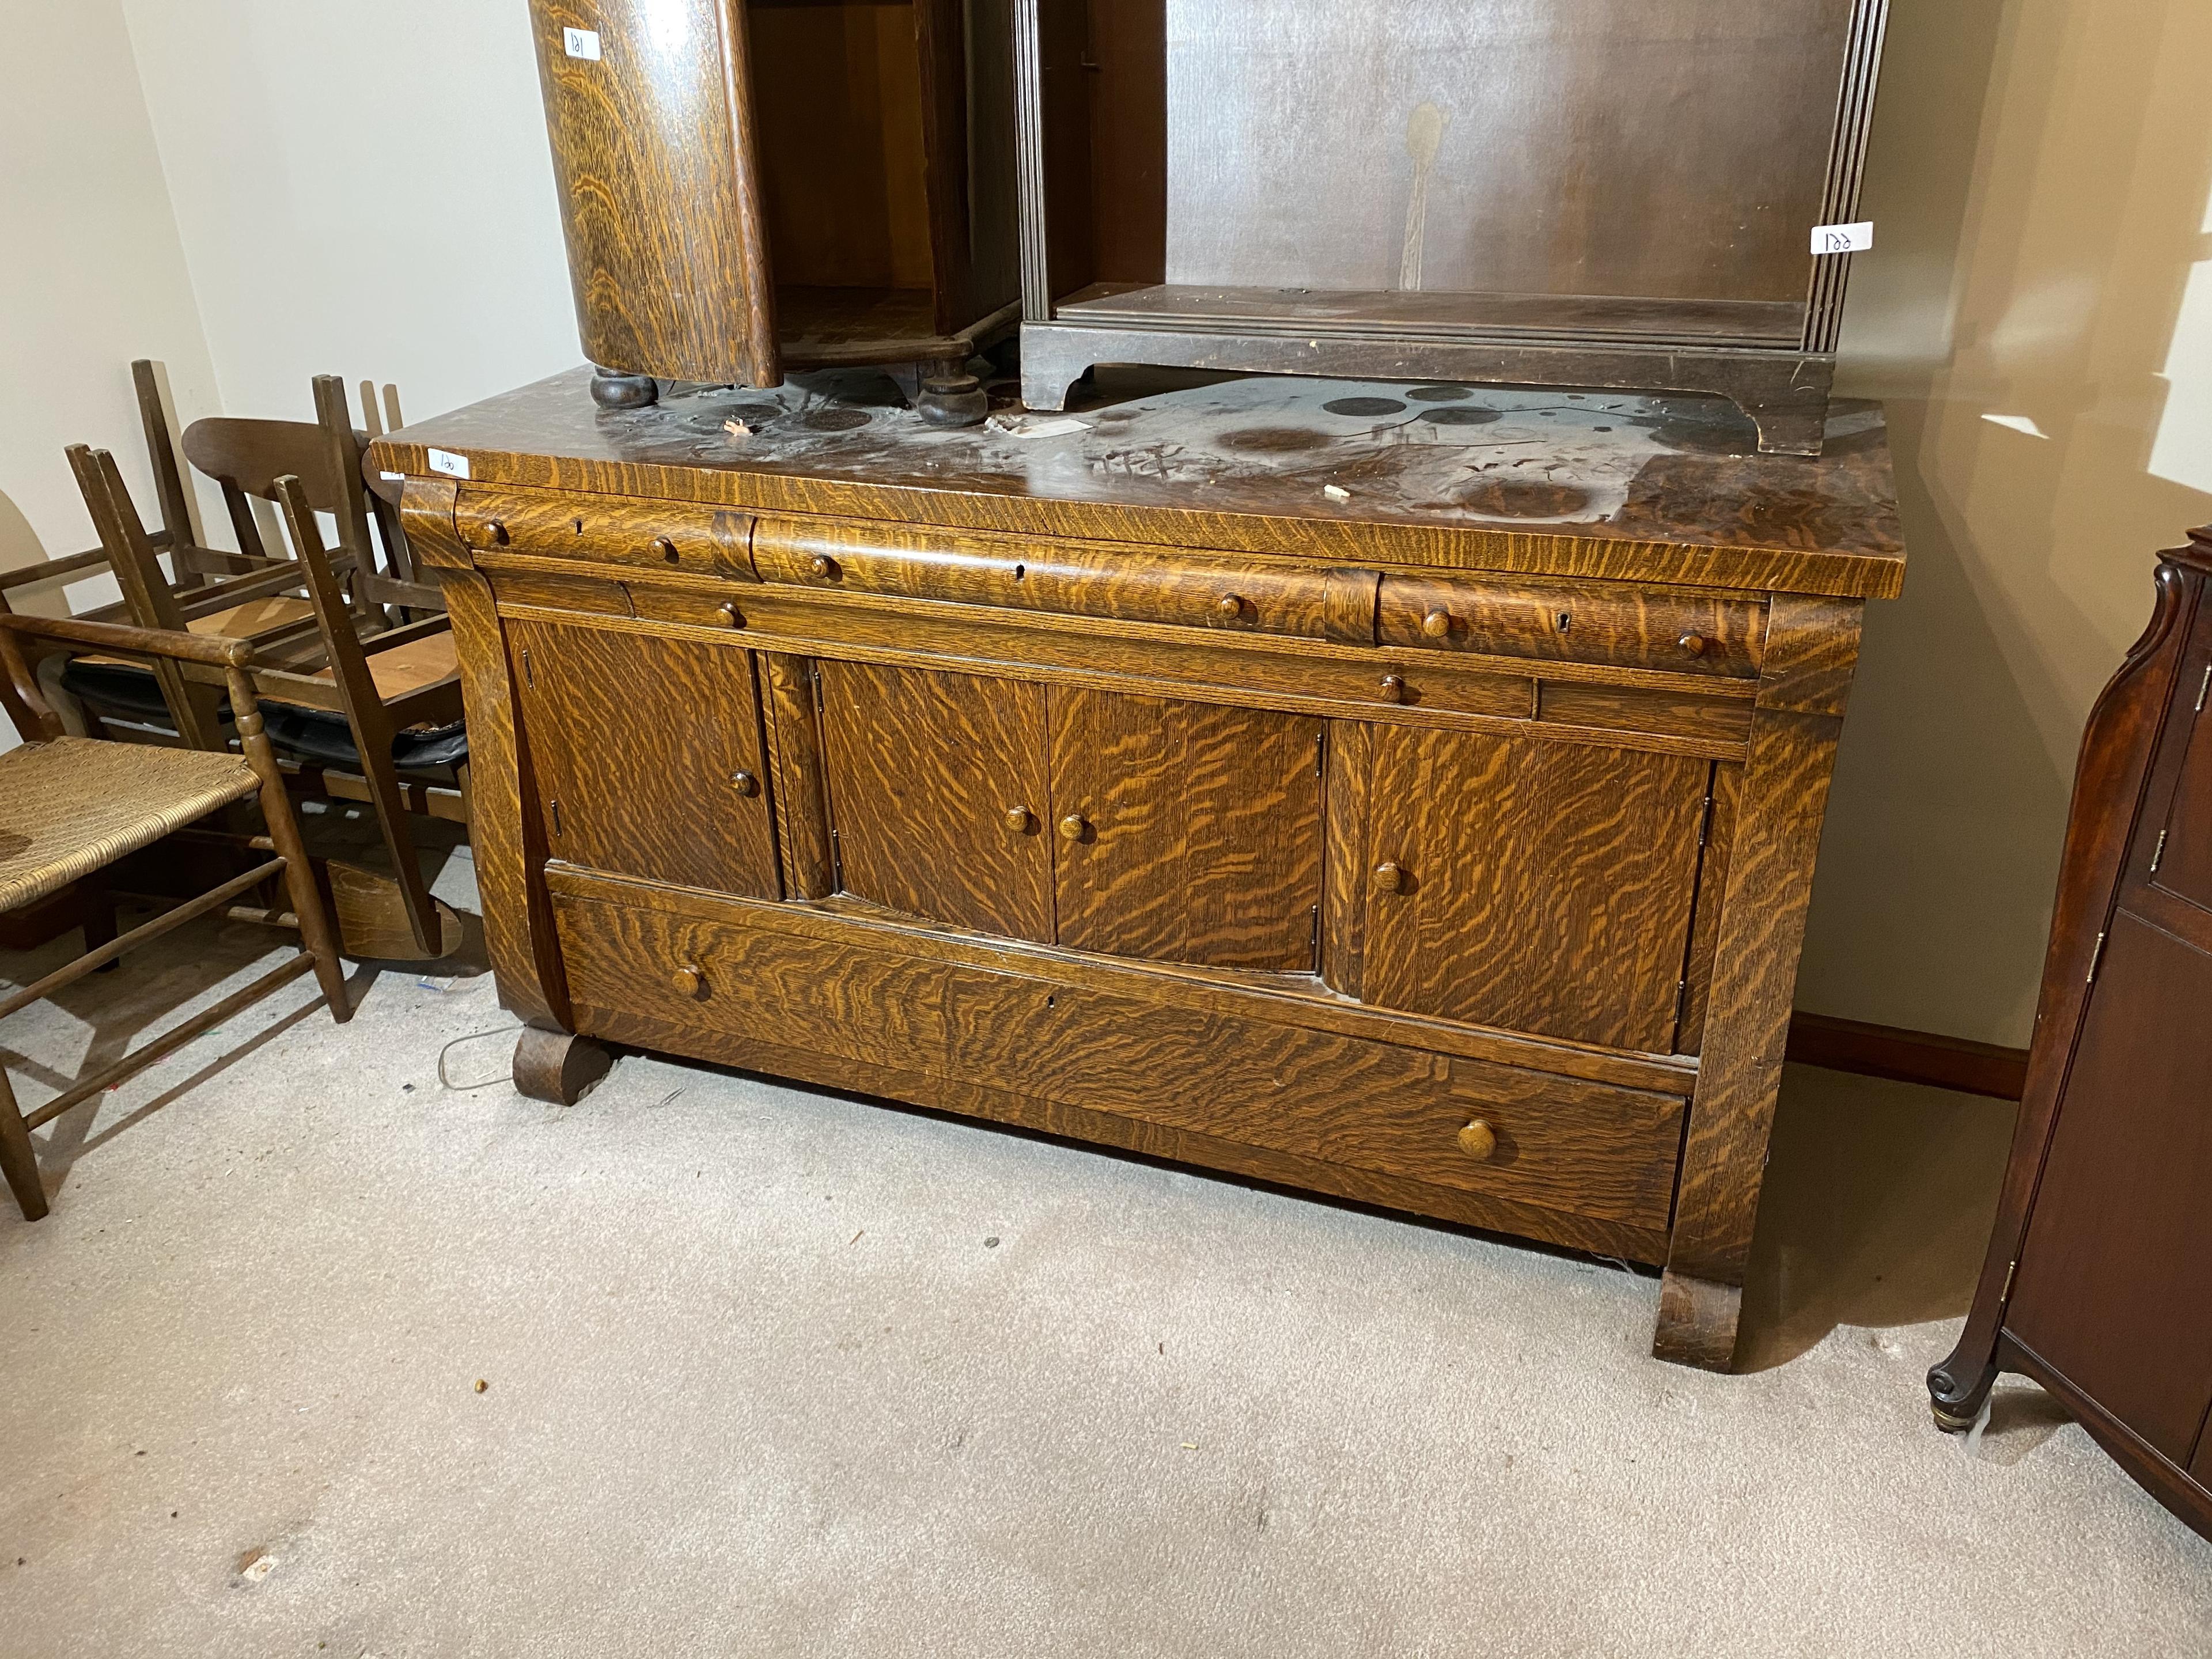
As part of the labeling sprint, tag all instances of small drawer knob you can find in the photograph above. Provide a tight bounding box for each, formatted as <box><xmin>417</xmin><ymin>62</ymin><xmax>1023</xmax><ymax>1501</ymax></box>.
<box><xmin>1373</xmin><ymin>859</ymin><xmax>1405</xmax><ymax>893</ymax></box>
<box><xmin>1217</xmin><ymin>593</ymin><xmax>1245</xmax><ymax>620</ymax></box>
<box><xmin>1456</xmin><ymin>1119</ymin><xmax>1498</xmax><ymax>1161</ymax></box>
<box><xmin>730</xmin><ymin>770</ymin><xmax>759</xmax><ymax>797</ymax></box>
<box><xmin>718</xmin><ymin>601</ymin><xmax>743</xmax><ymax>628</ymax></box>
<box><xmin>1058</xmin><ymin>813</ymin><xmax>1089</xmax><ymax>843</ymax></box>
<box><xmin>1378</xmin><ymin>673</ymin><xmax>1408</xmax><ymax>704</ymax></box>
<box><xmin>1679</xmin><ymin>632</ymin><xmax>1708</xmax><ymax>657</ymax></box>
<box><xmin>672</xmin><ymin>963</ymin><xmax>704</xmax><ymax>997</ymax></box>
<box><xmin>809</xmin><ymin>554</ymin><xmax>838</xmax><ymax>578</ymax></box>
<box><xmin>654</xmin><ymin>536</ymin><xmax>680</xmax><ymax>563</ymax></box>
<box><xmin>1421</xmin><ymin>608</ymin><xmax>1452</xmax><ymax>639</ymax></box>
<box><xmin>1004</xmin><ymin>805</ymin><xmax>1035</xmax><ymax>834</ymax></box>
<box><xmin>483</xmin><ymin>519</ymin><xmax>510</xmax><ymax>547</ymax></box>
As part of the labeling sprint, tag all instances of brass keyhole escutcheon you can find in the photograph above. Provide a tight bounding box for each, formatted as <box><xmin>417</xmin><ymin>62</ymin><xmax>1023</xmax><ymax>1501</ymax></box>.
<box><xmin>1457</xmin><ymin>1119</ymin><xmax>1497</xmax><ymax>1161</ymax></box>
<box><xmin>730</xmin><ymin>770</ymin><xmax>759</xmax><ymax>797</ymax></box>
<box><xmin>655</xmin><ymin>536</ymin><xmax>680</xmax><ymax>564</ymax></box>
<box><xmin>1379</xmin><ymin>673</ymin><xmax>1408</xmax><ymax>704</ymax></box>
<box><xmin>672</xmin><ymin>963</ymin><xmax>704</xmax><ymax>997</ymax></box>
<box><xmin>1679</xmin><ymin>632</ymin><xmax>1708</xmax><ymax>657</ymax></box>
<box><xmin>1421</xmin><ymin>608</ymin><xmax>1452</xmax><ymax>639</ymax></box>
<box><xmin>1058</xmin><ymin>813</ymin><xmax>1089</xmax><ymax>843</ymax></box>
<box><xmin>718</xmin><ymin>601</ymin><xmax>743</xmax><ymax>628</ymax></box>
<box><xmin>809</xmin><ymin>553</ymin><xmax>838</xmax><ymax>578</ymax></box>
<box><xmin>1373</xmin><ymin>859</ymin><xmax>1405</xmax><ymax>892</ymax></box>
<box><xmin>1004</xmin><ymin>805</ymin><xmax>1034</xmax><ymax>834</ymax></box>
<box><xmin>1217</xmin><ymin>593</ymin><xmax>1245</xmax><ymax>620</ymax></box>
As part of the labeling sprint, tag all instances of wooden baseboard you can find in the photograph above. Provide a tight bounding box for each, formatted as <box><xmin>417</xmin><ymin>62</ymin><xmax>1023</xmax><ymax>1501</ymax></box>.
<box><xmin>1785</xmin><ymin>1012</ymin><xmax>2028</xmax><ymax>1101</ymax></box>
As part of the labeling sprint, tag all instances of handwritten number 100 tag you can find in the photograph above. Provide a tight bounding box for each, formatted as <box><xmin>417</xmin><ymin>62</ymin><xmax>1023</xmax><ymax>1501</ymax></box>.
<box><xmin>1812</xmin><ymin>221</ymin><xmax>1874</xmax><ymax>256</ymax></box>
<box><xmin>563</xmin><ymin>28</ymin><xmax>601</xmax><ymax>60</ymax></box>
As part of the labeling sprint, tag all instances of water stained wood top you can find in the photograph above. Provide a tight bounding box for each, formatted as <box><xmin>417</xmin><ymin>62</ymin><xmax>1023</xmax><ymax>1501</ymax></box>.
<box><xmin>374</xmin><ymin>368</ymin><xmax>1905</xmax><ymax>599</ymax></box>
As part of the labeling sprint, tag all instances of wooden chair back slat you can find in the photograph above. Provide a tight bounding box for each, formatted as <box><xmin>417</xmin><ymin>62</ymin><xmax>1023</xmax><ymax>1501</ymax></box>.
<box><xmin>183</xmin><ymin>417</ymin><xmax>348</xmax><ymax>513</ymax></box>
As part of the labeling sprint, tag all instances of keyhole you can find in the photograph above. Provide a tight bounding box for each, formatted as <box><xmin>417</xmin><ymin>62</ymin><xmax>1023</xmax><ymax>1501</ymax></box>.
<box><xmin>1012</xmin><ymin>563</ymin><xmax>1026</xmax><ymax>581</ymax></box>
<box><xmin>1556</xmin><ymin>611</ymin><xmax>1572</xmax><ymax>635</ymax></box>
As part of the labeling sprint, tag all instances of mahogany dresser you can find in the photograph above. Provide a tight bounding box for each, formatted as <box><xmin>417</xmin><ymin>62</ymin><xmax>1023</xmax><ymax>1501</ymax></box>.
<box><xmin>1931</xmin><ymin>532</ymin><xmax>2212</xmax><ymax>1539</ymax></box>
<box><xmin>371</xmin><ymin>369</ymin><xmax>1904</xmax><ymax>1370</ymax></box>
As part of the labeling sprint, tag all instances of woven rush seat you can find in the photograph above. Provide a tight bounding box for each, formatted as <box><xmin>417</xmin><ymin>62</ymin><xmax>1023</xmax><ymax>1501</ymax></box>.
<box><xmin>0</xmin><ymin>736</ymin><xmax>261</xmax><ymax>912</ymax></box>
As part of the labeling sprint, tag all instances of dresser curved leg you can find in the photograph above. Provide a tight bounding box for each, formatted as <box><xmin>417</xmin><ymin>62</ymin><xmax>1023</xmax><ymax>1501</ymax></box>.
<box><xmin>1927</xmin><ymin>1345</ymin><xmax>2002</xmax><ymax>1433</ymax></box>
<box><xmin>514</xmin><ymin>1025</ymin><xmax>612</xmax><ymax>1106</ymax></box>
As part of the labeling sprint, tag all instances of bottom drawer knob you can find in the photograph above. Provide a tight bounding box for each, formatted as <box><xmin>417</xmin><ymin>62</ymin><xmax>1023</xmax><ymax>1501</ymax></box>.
<box><xmin>1379</xmin><ymin>673</ymin><xmax>1408</xmax><ymax>704</ymax></box>
<box><xmin>672</xmin><ymin>963</ymin><xmax>704</xmax><ymax>997</ymax></box>
<box><xmin>1004</xmin><ymin>806</ymin><xmax>1035</xmax><ymax>834</ymax></box>
<box><xmin>1372</xmin><ymin>859</ymin><xmax>1406</xmax><ymax>892</ymax></box>
<box><xmin>1058</xmin><ymin>813</ymin><xmax>1089</xmax><ymax>842</ymax></box>
<box><xmin>730</xmin><ymin>770</ymin><xmax>759</xmax><ymax>797</ymax></box>
<box><xmin>1457</xmin><ymin>1119</ymin><xmax>1498</xmax><ymax>1161</ymax></box>
<box><xmin>1679</xmin><ymin>632</ymin><xmax>1708</xmax><ymax>657</ymax></box>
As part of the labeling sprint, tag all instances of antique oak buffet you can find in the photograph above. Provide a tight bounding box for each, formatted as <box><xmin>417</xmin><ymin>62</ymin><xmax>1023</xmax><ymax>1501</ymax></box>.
<box><xmin>372</xmin><ymin>370</ymin><xmax>1903</xmax><ymax>1370</ymax></box>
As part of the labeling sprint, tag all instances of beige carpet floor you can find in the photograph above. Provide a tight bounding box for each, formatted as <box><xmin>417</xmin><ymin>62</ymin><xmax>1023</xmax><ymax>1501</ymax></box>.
<box><xmin>1</xmin><ymin>838</ymin><xmax>2206</xmax><ymax>1657</ymax></box>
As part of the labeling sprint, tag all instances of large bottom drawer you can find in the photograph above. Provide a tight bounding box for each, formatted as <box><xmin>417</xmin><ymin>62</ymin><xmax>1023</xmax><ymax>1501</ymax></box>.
<box><xmin>550</xmin><ymin>881</ymin><xmax>1688</xmax><ymax>1260</ymax></box>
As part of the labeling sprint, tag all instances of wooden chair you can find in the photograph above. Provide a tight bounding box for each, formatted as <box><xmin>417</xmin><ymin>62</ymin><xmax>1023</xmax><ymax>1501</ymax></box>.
<box><xmin>0</xmin><ymin>608</ymin><xmax>349</xmax><ymax>1222</ymax></box>
<box><xmin>63</xmin><ymin>445</ymin><xmax>467</xmax><ymax>959</ymax></box>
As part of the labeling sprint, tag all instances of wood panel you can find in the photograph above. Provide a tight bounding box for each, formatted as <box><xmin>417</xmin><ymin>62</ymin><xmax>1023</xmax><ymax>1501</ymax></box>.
<box><xmin>527</xmin><ymin>0</ymin><xmax>777</xmax><ymax>385</ymax></box>
<box><xmin>1361</xmin><ymin>727</ymin><xmax>1709</xmax><ymax>1051</ymax></box>
<box><xmin>2005</xmin><ymin>913</ymin><xmax>2212</xmax><ymax>1466</ymax></box>
<box><xmin>816</xmin><ymin>659</ymin><xmax>1054</xmax><ymax>941</ymax></box>
<box><xmin>509</xmin><ymin>620</ymin><xmax>779</xmax><ymax>897</ymax></box>
<box><xmin>761</xmin><ymin>653</ymin><xmax>834</xmax><ymax>900</ymax></box>
<box><xmin>1320</xmin><ymin>720</ymin><xmax>1373</xmax><ymax>998</ymax></box>
<box><xmin>551</xmin><ymin>885</ymin><xmax>1687</xmax><ymax>1237</ymax></box>
<box><xmin>2150</xmin><ymin>666</ymin><xmax>2212</xmax><ymax>913</ymax></box>
<box><xmin>1048</xmin><ymin>688</ymin><xmax>1322</xmax><ymax>970</ymax></box>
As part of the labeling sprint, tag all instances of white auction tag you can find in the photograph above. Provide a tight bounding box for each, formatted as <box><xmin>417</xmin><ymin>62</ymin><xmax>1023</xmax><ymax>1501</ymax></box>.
<box><xmin>563</xmin><ymin>27</ymin><xmax>601</xmax><ymax>60</ymax></box>
<box><xmin>1811</xmin><ymin>221</ymin><xmax>1874</xmax><ymax>255</ymax></box>
<box><xmin>378</xmin><ymin>470</ymin><xmax>406</xmax><ymax>482</ymax></box>
<box><xmin>426</xmin><ymin>448</ymin><xmax>471</xmax><ymax>480</ymax></box>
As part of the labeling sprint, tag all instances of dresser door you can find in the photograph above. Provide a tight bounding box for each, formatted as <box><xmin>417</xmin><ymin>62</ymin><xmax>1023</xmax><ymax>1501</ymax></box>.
<box><xmin>1359</xmin><ymin>728</ymin><xmax>1711</xmax><ymax>1052</ymax></box>
<box><xmin>816</xmin><ymin>660</ymin><xmax>1054</xmax><ymax>942</ymax></box>
<box><xmin>1047</xmin><ymin>687</ymin><xmax>1324</xmax><ymax>971</ymax></box>
<box><xmin>508</xmin><ymin>619</ymin><xmax>779</xmax><ymax>897</ymax></box>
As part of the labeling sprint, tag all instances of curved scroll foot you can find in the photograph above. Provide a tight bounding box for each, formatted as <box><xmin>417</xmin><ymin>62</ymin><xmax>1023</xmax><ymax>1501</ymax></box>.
<box><xmin>1652</xmin><ymin>1270</ymin><xmax>1744</xmax><ymax>1372</ymax></box>
<box><xmin>514</xmin><ymin>1026</ymin><xmax>613</xmax><ymax>1106</ymax></box>
<box><xmin>1927</xmin><ymin>1349</ymin><xmax>2001</xmax><ymax>1433</ymax></box>
<box><xmin>589</xmin><ymin>368</ymin><xmax>660</xmax><ymax>411</ymax></box>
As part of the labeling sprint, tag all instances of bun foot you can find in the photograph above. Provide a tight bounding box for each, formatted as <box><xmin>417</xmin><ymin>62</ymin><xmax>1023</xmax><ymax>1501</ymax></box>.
<box><xmin>915</xmin><ymin>373</ymin><xmax>988</xmax><ymax>427</ymax></box>
<box><xmin>514</xmin><ymin>1026</ymin><xmax>613</xmax><ymax>1105</ymax></box>
<box><xmin>590</xmin><ymin>368</ymin><xmax>660</xmax><ymax>411</ymax></box>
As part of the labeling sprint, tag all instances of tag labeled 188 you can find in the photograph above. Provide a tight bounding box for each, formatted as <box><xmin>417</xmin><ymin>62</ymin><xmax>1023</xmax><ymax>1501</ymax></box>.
<box><xmin>1811</xmin><ymin>221</ymin><xmax>1874</xmax><ymax>256</ymax></box>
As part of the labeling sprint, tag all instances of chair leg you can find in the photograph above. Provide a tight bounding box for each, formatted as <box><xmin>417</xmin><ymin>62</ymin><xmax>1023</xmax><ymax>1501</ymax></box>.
<box><xmin>232</xmin><ymin>693</ymin><xmax>353</xmax><ymax>1022</ymax></box>
<box><xmin>0</xmin><ymin>1068</ymin><xmax>50</xmax><ymax>1222</ymax></box>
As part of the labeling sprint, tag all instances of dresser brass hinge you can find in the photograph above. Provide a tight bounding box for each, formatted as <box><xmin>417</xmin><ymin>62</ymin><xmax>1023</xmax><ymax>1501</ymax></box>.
<box><xmin>1697</xmin><ymin>790</ymin><xmax>1715</xmax><ymax>849</ymax></box>
<box><xmin>520</xmin><ymin>647</ymin><xmax>533</xmax><ymax>688</ymax></box>
<box><xmin>1673</xmin><ymin>978</ymin><xmax>1689</xmax><ymax>1024</ymax></box>
<box><xmin>1309</xmin><ymin>904</ymin><xmax>1322</xmax><ymax>972</ymax></box>
<box><xmin>2001</xmin><ymin>1257</ymin><xmax>2018</xmax><ymax>1302</ymax></box>
<box><xmin>2151</xmin><ymin>828</ymin><xmax>2168</xmax><ymax>875</ymax></box>
<box><xmin>828</xmin><ymin>824</ymin><xmax>843</xmax><ymax>885</ymax></box>
<box><xmin>550</xmin><ymin>798</ymin><xmax>562</xmax><ymax>838</ymax></box>
<box><xmin>2086</xmin><ymin>929</ymin><xmax>2107</xmax><ymax>984</ymax></box>
<box><xmin>1315</xmin><ymin>730</ymin><xmax>1326</xmax><ymax>778</ymax></box>
<box><xmin>2198</xmin><ymin>664</ymin><xmax>2211</xmax><ymax>713</ymax></box>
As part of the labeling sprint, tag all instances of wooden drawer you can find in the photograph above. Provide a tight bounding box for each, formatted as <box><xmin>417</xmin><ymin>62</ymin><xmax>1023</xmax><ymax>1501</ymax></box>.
<box><xmin>551</xmin><ymin>886</ymin><xmax>1688</xmax><ymax>1236</ymax></box>
<box><xmin>487</xmin><ymin>567</ymin><xmax>632</xmax><ymax>618</ymax></box>
<box><xmin>459</xmin><ymin>486</ymin><xmax>755</xmax><ymax>581</ymax></box>
<box><xmin>753</xmin><ymin>516</ymin><xmax>1374</xmax><ymax>642</ymax></box>
<box><xmin>1379</xmin><ymin>573</ymin><xmax>1765</xmax><ymax>677</ymax></box>
<box><xmin>625</xmin><ymin>581</ymin><xmax>752</xmax><ymax>631</ymax></box>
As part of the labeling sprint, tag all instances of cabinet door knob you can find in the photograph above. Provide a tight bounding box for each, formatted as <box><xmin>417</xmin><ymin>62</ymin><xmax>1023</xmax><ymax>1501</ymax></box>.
<box><xmin>1421</xmin><ymin>608</ymin><xmax>1452</xmax><ymax>639</ymax></box>
<box><xmin>672</xmin><ymin>963</ymin><xmax>704</xmax><ymax>997</ymax></box>
<box><xmin>1217</xmin><ymin>593</ymin><xmax>1245</xmax><ymax>620</ymax></box>
<box><xmin>730</xmin><ymin>770</ymin><xmax>759</xmax><ymax>797</ymax></box>
<box><xmin>1679</xmin><ymin>632</ymin><xmax>1708</xmax><ymax>657</ymax></box>
<box><xmin>654</xmin><ymin>535</ymin><xmax>680</xmax><ymax>563</ymax></box>
<box><xmin>1457</xmin><ymin>1119</ymin><xmax>1497</xmax><ymax>1161</ymax></box>
<box><xmin>809</xmin><ymin>553</ymin><xmax>838</xmax><ymax>578</ymax></box>
<box><xmin>1058</xmin><ymin>813</ymin><xmax>1089</xmax><ymax>842</ymax></box>
<box><xmin>1004</xmin><ymin>805</ymin><xmax>1034</xmax><ymax>833</ymax></box>
<box><xmin>718</xmin><ymin>601</ymin><xmax>743</xmax><ymax>628</ymax></box>
<box><xmin>483</xmin><ymin>519</ymin><xmax>509</xmax><ymax>547</ymax></box>
<box><xmin>1373</xmin><ymin>859</ymin><xmax>1405</xmax><ymax>892</ymax></box>
<box><xmin>1378</xmin><ymin>673</ymin><xmax>1407</xmax><ymax>704</ymax></box>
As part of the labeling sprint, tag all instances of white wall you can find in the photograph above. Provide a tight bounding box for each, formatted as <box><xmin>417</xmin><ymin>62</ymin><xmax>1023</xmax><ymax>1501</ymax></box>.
<box><xmin>0</xmin><ymin>0</ymin><xmax>225</xmax><ymax>753</ymax></box>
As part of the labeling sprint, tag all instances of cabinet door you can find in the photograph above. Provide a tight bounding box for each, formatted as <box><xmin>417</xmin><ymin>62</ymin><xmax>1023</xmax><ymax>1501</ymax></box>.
<box><xmin>509</xmin><ymin>619</ymin><xmax>779</xmax><ymax>897</ymax></box>
<box><xmin>1360</xmin><ymin>728</ymin><xmax>1710</xmax><ymax>1052</ymax></box>
<box><xmin>816</xmin><ymin>660</ymin><xmax>1054</xmax><ymax>942</ymax></box>
<box><xmin>1049</xmin><ymin>688</ymin><xmax>1324</xmax><ymax>971</ymax></box>
<box><xmin>2149</xmin><ymin>673</ymin><xmax>2212</xmax><ymax>912</ymax></box>
<box><xmin>2007</xmin><ymin>912</ymin><xmax>2212</xmax><ymax>1468</ymax></box>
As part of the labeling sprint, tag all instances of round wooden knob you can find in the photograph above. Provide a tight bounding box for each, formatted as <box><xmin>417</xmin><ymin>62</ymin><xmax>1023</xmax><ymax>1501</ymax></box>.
<box><xmin>730</xmin><ymin>770</ymin><xmax>759</xmax><ymax>797</ymax></box>
<box><xmin>1058</xmin><ymin>813</ymin><xmax>1089</xmax><ymax>842</ymax></box>
<box><xmin>1421</xmin><ymin>608</ymin><xmax>1452</xmax><ymax>639</ymax></box>
<box><xmin>654</xmin><ymin>536</ymin><xmax>680</xmax><ymax>563</ymax></box>
<box><xmin>1379</xmin><ymin>674</ymin><xmax>1408</xmax><ymax>704</ymax></box>
<box><xmin>1679</xmin><ymin>632</ymin><xmax>1708</xmax><ymax>657</ymax></box>
<box><xmin>483</xmin><ymin>520</ymin><xmax>509</xmax><ymax>547</ymax></box>
<box><xmin>672</xmin><ymin>963</ymin><xmax>704</xmax><ymax>996</ymax></box>
<box><xmin>1217</xmin><ymin>593</ymin><xmax>1244</xmax><ymax>619</ymax></box>
<box><xmin>1373</xmin><ymin>859</ymin><xmax>1405</xmax><ymax>893</ymax></box>
<box><xmin>1004</xmin><ymin>805</ymin><xmax>1033</xmax><ymax>833</ymax></box>
<box><xmin>809</xmin><ymin>554</ymin><xmax>838</xmax><ymax>578</ymax></box>
<box><xmin>717</xmin><ymin>601</ymin><xmax>743</xmax><ymax>628</ymax></box>
<box><xmin>1457</xmin><ymin>1119</ymin><xmax>1498</xmax><ymax>1161</ymax></box>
